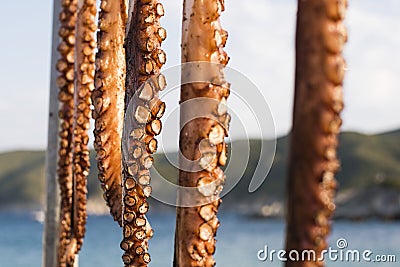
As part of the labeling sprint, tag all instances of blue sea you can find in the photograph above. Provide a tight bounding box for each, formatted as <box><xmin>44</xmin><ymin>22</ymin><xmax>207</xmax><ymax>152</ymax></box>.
<box><xmin>0</xmin><ymin>211</ymin><xmax>399</xmax><ymax>267</ymax></box>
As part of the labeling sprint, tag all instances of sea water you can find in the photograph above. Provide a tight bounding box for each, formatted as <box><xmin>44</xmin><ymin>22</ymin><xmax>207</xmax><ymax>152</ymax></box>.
<box><xmin>0</xmin><ymin>212</ymin><xmax>399</xmax><ymax>267</ymax></box>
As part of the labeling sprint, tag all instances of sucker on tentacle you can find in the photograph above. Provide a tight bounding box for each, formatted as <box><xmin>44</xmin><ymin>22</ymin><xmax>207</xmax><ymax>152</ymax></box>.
<box><xmin>92</xmin><ymin>0</ymin><xmax>128</xmax><ymax>226</ymax></box>
<box><xmin>121</xmin><ymin>0</ymin><xmax>166</xmax><ymax>266</ymax></box>
<box><xmin>285</xmin><ymin>1</ymin><xmax>348</xmax><ymax>267</ymax></box>
<box><xmin>63</xmin><ymin>0</ymin><xmax>97</xmax><ymax>266</ymax></box>
<box><xmin>174</xmin><ymin>1</ymin><xmax>230</xmax><ymax>266</ymax></box>
<box><xmin>56</xmin><ymin>1</ymin><xmax>78</xmax><ymax>266</ymax></box>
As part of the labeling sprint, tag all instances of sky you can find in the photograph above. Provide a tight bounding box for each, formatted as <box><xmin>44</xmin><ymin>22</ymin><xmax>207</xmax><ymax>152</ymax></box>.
<box><xmin>0</xmin><ymin>0</ymin><xmax>399</xmax><ymax>152</ymax></box>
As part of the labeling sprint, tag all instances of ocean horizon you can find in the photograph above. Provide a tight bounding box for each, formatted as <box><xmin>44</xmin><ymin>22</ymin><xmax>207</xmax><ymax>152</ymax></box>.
<box><xmin>0</xmin><ymin>211</ymin><xmax>399</xmax><ymax>267</ymax></box>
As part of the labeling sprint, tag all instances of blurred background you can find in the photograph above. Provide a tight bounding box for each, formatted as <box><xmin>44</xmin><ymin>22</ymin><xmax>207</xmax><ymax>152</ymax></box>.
<box><xmin>0</xmin><ymin>0</ymin><xmax>399</xmax><ymax>266</ymax></box>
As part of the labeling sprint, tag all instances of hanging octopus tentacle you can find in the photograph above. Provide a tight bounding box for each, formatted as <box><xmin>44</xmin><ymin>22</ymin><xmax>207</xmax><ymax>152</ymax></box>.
<box><xmin>56</xmin><ymin>1</ymin><xmax>78</xmax><ymax>266</ymax></box>
<box><xmin>285</xmin><ymin>1</ymin><xmax>347</xmax><ymax>267</ymax></box>
<box><xmin>174</xmin><ymin>1</ymin><xmax>230</xmax><ymax>266</ymax></box>
<box><xmin>92</xmin><ymin>0</ymin><xmax>128</xmax><ymax>226</ymax></box>
<box><xmin>121</xmin><ymin>0</ymin><xmax>166</xmax><ymax>266</ymax></box>
<box><xmin>63</xmin><ymin>0</ymin><xmax>97</xmax><ymax>265</ymax></box>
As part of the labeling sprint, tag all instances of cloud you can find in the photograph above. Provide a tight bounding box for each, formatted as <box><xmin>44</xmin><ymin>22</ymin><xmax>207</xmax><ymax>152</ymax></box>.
<box><xmin>342</xmin><ymin>0</ymin><xmax>400</xmax><ymax>133</ymax></box>
<box><xmin>0</xmin><ymin>0</ymin><xmax>399</xmax><ymax>151</ymax></box>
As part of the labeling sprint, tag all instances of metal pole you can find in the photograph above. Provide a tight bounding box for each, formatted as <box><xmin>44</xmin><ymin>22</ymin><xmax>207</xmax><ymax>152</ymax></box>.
<box><xmin>42</xmin><ymin>0</ymin><xmax>61</xmax><ymax>266</ymax></box>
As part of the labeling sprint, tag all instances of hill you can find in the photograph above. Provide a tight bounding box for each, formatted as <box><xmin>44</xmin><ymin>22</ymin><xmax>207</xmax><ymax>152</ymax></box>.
<box><xmin>0</xmin><ymin>130</ymin><xmax>399</xmax><ymax>218</ymax></box>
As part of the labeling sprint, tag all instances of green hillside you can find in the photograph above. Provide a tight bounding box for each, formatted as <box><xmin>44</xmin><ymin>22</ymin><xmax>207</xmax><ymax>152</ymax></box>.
<box><xmin>0</xmin><ymin>151</ymin><xmax>45</xmax><ymax>208</ymax></box>
<box><xmin>0</xmin><ymin>130</ymin><xmax>399</xmax><ymax>210</ymax></box>
<box><xmin>221</xmin><ymin>130</ymin><xmax>400</xmax><ymax>211</ymax></box>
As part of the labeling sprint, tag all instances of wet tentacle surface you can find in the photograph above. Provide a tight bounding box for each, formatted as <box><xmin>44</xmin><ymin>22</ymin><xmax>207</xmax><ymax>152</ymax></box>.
<box><xmin>56</xmin><ymin>1</ymin><xmax>78</xmax><ymax>266</ymax></box>
<box><xmin>174</xmin><ymin>1</ymin><xmax>230</xmax><ymax>266</ymax></box>
<box><xmin>92</xmin><ymin>0</ymin><xmax>128</xmax><ymax>226</ymax></box>
<box><xmin>285</xmin><ymin>1</ymin><xmax>348</xmax><ymax>267</ymax></box>
<box><xmin>121</xmin><ymin>0</ymin><xmax>166</xmax><ymax>266</ymax></box>
<box><xmin>64</xmin><ymin>0</ymin><xmax>97</xmax><ymax>265</ymax></box>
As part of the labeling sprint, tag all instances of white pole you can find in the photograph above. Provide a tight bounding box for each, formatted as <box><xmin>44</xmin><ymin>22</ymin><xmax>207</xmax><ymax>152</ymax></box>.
<box><xmin>42</xmin><ymin>0</ymin><xmax>61</xmax><ymax>266</ymax></box>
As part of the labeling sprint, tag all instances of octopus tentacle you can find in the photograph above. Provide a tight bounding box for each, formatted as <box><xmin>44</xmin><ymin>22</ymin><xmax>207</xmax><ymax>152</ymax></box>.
<box><xmin>64</xmin><ymin>0</ymin><xmax>97</xmax><ymax>265</ymax></box>
<box><xmin>174</xmin><ymin>1</ymin><xmax>230</xmax><ymax>266</ymax></box>
<box><xmin>92</xmin><ymin>0</ymin><xmax>128</xmax><ymax>226</ymax></box>
<box><xmin>121</xmin><ymin>0</ymin><xmax>166</xmax><ymax>266</ymax></box>
<box><xmin>56</xmin><ymin>1</ymin><xmax>78</xmax><ymax>266</ymax></box>
<box><xmin>285</xmin><ymin>1</ymin><xmax>347</xmax><ymax>267</ymax></box>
